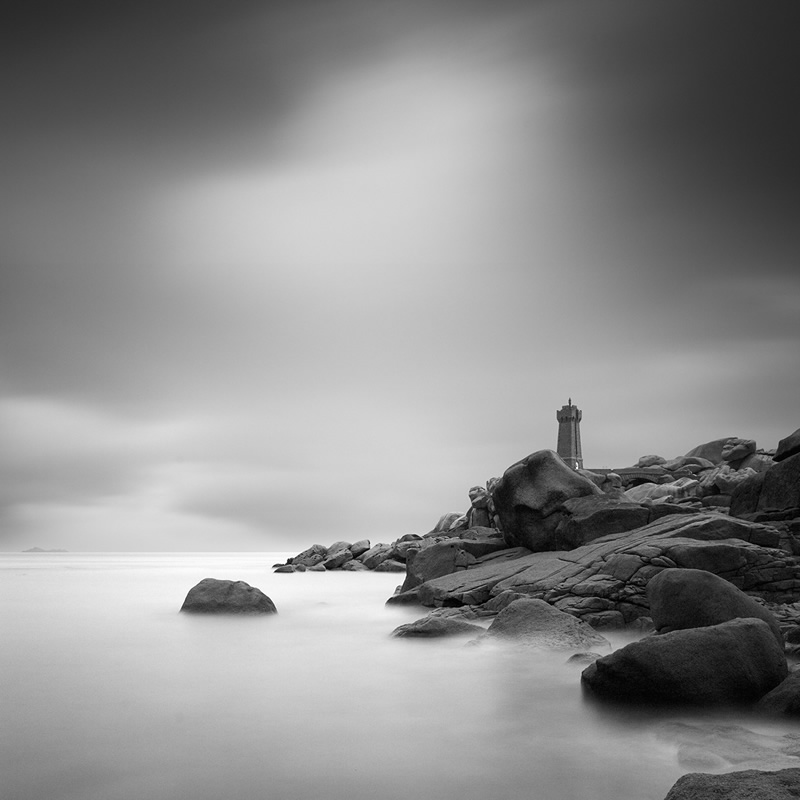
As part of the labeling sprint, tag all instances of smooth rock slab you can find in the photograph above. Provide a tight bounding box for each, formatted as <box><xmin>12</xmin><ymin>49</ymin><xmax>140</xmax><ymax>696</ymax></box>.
<box><xmin>663</xmin><ymin>768</ymin><xmax>800</xmax><ymax>800</ymax></box>
<box><xmin>581</xmin><ymin>618</ymin><xmax>787</xmax><ymax>705</ymax></box>
<box><xmin>180</xmin><ymin>578</ymin><xmax>277</xmax><ymax>614</ymax></box>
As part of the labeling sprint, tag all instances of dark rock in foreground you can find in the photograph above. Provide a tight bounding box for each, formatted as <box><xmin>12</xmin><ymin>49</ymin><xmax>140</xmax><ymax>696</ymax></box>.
<box><xmin>180</xmin><ymin>578</ymin><xmax>277</xmax><ymax>614</ymax></box>
<box><xmin>662</xmin><ymin>768</ymin><xmax>800</xmax><ymax>800</ymax></box>
<box><xmin>581</xmin><ymin>618</ymin><xmax>787</xmax><ymax>705</ymax></box>
<box><xmin>647</xmin><ymin>567</ymin><xmax>784</xmax><ymax>647</ymax></box>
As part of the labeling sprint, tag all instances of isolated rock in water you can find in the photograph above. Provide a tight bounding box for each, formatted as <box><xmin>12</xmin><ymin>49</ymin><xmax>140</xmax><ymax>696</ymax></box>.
<box><xmin>492</xmin><ymin>449</ymin><xmax>601</xmax><ymax>551</ymax></box>
<box><xmin>581</xmin><ymin>618</ymin><xmax>787</xmax><ymax>704</ymax></box>
<box><xmin>776</xmin><ymin>428</ymin><xmax>800</xmax><ymax>463</ymax></box>
<box><xmin>647</xmin><ymin>567</ymin><xmax>784</xmax><ymax>647</ymax></box>
<box><xmin>482</xmin><ymin>598</ymin><xmax>609</xmax><ymax>651</ymax></box>
<box><xmin>391</xmin><ymin>615</ymin><xmax>484</xmax><ymax>638</ymax></box>
<box><xmin>180</xmin><ymin>578</ymin><xmax>277</xmax><ymax>614</ymax></box>
<box><xmin>756</xmin><ymin>671</ymin><xmax>800</xmax><ymax>716</ymax></box>
<box><xmin>663</xmin><ymin>768</ymin><xmax>800</xmax><ymax>800</ymax></box>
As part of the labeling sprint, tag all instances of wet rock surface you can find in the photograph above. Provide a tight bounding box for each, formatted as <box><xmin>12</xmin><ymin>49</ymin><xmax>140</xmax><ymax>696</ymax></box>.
<box><xmin>581</xmin><ymin>618</ymin><xmax>788</xmax><ymax>705</ymax></box>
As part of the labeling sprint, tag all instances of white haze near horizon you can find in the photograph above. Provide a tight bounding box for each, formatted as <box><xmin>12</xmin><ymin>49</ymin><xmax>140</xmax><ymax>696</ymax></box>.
<box><xmin>1</xmin><ymin>0</ymin><xmax>798</xmax><ymax>552</ymax></box>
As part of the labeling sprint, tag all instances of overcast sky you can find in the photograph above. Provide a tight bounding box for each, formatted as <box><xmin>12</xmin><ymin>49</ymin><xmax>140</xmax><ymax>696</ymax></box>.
<box><xmin>1</xmin><ymin>0</ymin><xmax>798</xmax><ymax>551</ymax></box>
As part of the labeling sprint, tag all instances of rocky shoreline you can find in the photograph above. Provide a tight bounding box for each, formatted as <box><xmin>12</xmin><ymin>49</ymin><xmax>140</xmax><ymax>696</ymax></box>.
<box><xmin>185</xmin><ymin>427</ymin><xmax>800</xmax><ymax>798</ymax></box>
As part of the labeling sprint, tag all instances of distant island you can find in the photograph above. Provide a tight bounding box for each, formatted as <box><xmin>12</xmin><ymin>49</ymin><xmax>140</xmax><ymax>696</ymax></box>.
<box><xmin>24</xmin><ymin>547</ymin><xmax>68</xmax><ymax>553</ymax></box>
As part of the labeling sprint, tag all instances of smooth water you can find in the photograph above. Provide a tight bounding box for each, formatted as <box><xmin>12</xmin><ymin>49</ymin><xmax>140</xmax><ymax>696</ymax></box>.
<box><xmin>2</xmin><ymin>553</ymin><xmax>799</xmax><ymax>800</ymax></box>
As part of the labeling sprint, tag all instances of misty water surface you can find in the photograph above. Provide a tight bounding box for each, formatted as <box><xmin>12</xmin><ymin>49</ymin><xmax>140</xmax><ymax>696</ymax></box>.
<box><xmin>2</xmin><ymin>553</ymin><xmax>799</xmax><ymax>800</ymax></box>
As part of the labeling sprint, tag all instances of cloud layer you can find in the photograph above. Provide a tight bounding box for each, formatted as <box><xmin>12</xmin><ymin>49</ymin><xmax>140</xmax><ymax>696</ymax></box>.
<box><xmin>1</xmin><ymin>0</ymin><xmax>798</xmax><ymax>549</ymax></box>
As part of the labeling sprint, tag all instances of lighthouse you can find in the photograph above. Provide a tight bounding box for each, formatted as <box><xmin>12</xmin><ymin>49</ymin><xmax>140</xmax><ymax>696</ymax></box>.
<box><xmin>556</xmin><ymin>398</ymin><xmax>583</xmax><ymax>469</ymax></box>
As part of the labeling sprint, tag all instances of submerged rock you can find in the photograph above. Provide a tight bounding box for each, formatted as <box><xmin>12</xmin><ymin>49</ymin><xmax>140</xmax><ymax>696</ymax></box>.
<box><xmin>657</xmin><ymin>721</ymin><xmax>800</xmax><ymax>772</ymax></box>
<box><xmin>391</xmin><ymin>615</ymin><xmax>484</xmax><ymax>638</ymax></box>
<box><xmin>180</xmin><ymin>578</ymin><xmax>277</xmax><ymax>614</ymax></box>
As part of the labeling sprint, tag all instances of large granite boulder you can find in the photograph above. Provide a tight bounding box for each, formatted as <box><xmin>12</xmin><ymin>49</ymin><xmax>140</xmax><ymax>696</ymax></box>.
<box><xmin>663</xmin><ymin>768</ymin><xmax>800</xmax><ymax>800</ymax></box>
<box><xmin>481</xmin><ymin>598</ymin><xmax>609</xmax><ymax>651</ymax></box>
<box><xmin>581</xmin><ymin>618</ymin><xmax>787</xmax><ymax>704</ymax></box>
<box><xmin>180</xmin><ymin>578</ymin><xmax>277</xmax><ymax>614</ymax></box>
<box><xmin>492</xmin><ymin>449</ymin><xmax>601</xmax><ymax>551</ymax></box>
<box><xmin>776</xmin><ymin>428</ymin><xmax>800</xmax><ymax>463</ymax></box>
<box><xmin>647</xmin><ymin>568</ymin><xmax>784</xmax><ymax>647</ymax></box>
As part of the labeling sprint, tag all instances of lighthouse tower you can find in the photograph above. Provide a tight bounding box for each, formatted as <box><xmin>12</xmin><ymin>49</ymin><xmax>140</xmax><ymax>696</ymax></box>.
<box><xmin>556</xmin><ymin>398</ymin><xmax>583</xmax><ymax>469</ymax></box>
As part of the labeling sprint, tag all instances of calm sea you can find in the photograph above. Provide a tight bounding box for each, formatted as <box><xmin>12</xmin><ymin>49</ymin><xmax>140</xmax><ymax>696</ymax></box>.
<box><xmin>2</xmin><ymin>552</ymin><xmax>799</xmax><ymax>800</ymax></box>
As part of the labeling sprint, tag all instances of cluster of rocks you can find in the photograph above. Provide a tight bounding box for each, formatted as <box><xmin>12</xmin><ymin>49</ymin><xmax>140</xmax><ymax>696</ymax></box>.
<box><xmin>272</xmin><ymin>536</ymin><xmax>432</xmax><ymax>573</ymax></box>
<box><xmin>586</xmin><ymin>435</ymin><xmax>778</xmax><ymax>512</ymax></box>
<box><xmin>581</xmin><ymin>568</ymin><xmax>789</xmax><ymax>705</ymax></box>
